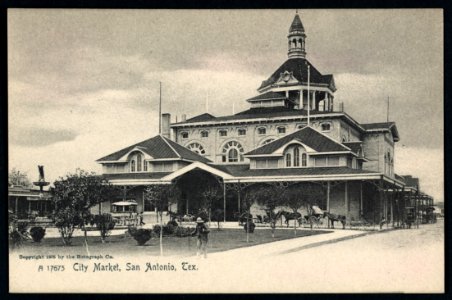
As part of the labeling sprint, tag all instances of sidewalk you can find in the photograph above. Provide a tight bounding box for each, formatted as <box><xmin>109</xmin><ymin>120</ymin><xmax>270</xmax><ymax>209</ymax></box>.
<box><xmin>205</xmin><ymin>228</ymin><xmax>376</xmax><ymax>260</ymax></box>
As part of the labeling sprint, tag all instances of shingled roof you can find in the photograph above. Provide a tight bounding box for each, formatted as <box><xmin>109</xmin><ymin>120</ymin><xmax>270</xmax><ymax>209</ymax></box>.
<box><xmin>343</xmin><ymin>141</ymin><xmax>362</xmax><ymax>155</ymax></box>
<box><xmin>96</xmin><ymin>135</ymin><xmax>211</xmax><ymax>163</ymax></box>
<box><xmin>259</xmin><ymin>58</ymin><xmax>334</xmax><ymax>91</ymax></box>
<box><xmin>211</xmin><ymin>164</ymin><xmax>377</xmax><ymax>177</ymax></box>
<box><xmin>245</xmin><ymin>126</ymin><xmax>351</xmax><ymax>156</ymax></box>
<box><xmin>289</xmin><ymin>13</ymin><xmax>305</xmax><ymax>32</ymax></box>
<box><xmin>246</xmin><ymin>91</ymin><xmax>287</xmax><ymax>102</ymax></box>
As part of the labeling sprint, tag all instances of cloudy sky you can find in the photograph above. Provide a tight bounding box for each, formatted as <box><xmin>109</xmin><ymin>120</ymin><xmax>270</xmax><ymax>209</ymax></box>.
<box><xmin>8</xmin><ymin>9</ymin><xmax>443</xmax><ymax>201</ymax></box>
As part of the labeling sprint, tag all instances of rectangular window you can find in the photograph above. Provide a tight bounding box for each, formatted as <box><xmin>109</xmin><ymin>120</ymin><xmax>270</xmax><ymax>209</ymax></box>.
<box><xmin>219</xmin><ymin>130</ymin><xmax>227</xmax><ymax>137</ymax></box>
<box><xmin>201</xmin><ymin>131</ymin><xmax>208</xmax><ymax>138</ymax></box>
<box><xmin>143</xmin><ymin>161</ymin><xmax>148</xmax><ymax>171</ymax></box>
<box><xmin>328</xmin><ymin>156</ymin><xmax>339</xmax><ymax>166</ymax></box>
<box><xmin>258</xmin><ymin>127</ymin><xmax>266</xmax><ymax>135</ymax></box>
<box><xmin>315</xmin><ymin>157</ymin><xmax>327</xmax><ymax>167</ymax></box>
<box><xmin>181</xmin><ymin>132</ymin><xmax>189</xmax><ymax>139</ymax></box>
<box><xmin>256</xmin><ymin>160</ymin><xmax>267</xmax><ymax>169</ymax></box>
<box><xmin>277</xmin><ymin>127</ymin><xmax>286</xmax><ymax>134</ymax></box>
<box><xmin>238</xmin><ymin>129</ymin><xmax>246</xmax><ymax>136</ymax></box>
<box><xmin>267</xmin><ymin>159</ymin><xmax>278</xmax><ymax>168</ymax></box>
<box><xmin>163</xmin><ymin>162</ymin><xmax>173</xmax><ymax>172</ymax></box>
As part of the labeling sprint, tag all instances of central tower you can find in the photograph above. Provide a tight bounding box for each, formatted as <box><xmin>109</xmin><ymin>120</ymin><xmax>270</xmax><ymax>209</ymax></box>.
<box><xmin>287</xmin><ymin>13</ymin><xmax>306</xmax><ymax>59</ymax></box>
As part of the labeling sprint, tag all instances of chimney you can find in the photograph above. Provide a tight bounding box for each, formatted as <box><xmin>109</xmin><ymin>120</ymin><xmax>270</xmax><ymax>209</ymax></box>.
<box><xmin>161</xmin><ymin>113</ymin><xmax>171</xmax><ymax>139</ymax></box>
<box><xmin>181</xmin><ymin>114</ymin><xmax>187</xmax><ymax>122</ymax></box>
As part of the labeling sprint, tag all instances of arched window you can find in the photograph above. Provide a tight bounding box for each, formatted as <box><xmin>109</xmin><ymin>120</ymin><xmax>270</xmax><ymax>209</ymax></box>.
<box><xmin>187</xmin><ymin>142</ymin><xmax>206</xmax><ymax>155</ymax></box>
<box><xmin>293</xmin><ymin>147</ymin><xmax>300</xmax><ymax>167</ymax></box>
<box><xmin>130</xmin><ymin>160</ymin><xmax>136</xmax><ymax>172</ymax></box>
<box><xmin>292</xmin><ymin>39</ymin><xmax>297</xmax><ymax>47</ymax></box>
<box><xmin>321</xmin><ymin>122</ymin><xmax>331</xmax><ymax>131</ymax></box>
<box><xmin>286</xmin><ymin>153</ymin><xmax>292</xmax><ymax>167</ymax></box>
<box><xmin>298</xmin><ymin>39</ymin><xmax>302</xmax><ymax>48</ymax></box>
<box><xmin>137</xmin><ymin>153</ymin><xmax>142</xmax><ymax>172</ymax></box>
<box><xmin>284</xmin><ymin>144</ymin><xmax>307</xmax><ymax>168</ymax></box>
<box><xmin>222</xmin><ymin>141</ymin><xmax>244</xmax><ymax>163</ymax></box>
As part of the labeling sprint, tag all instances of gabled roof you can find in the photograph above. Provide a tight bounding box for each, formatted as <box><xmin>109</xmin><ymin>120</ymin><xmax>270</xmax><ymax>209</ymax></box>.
<box><xmin>96</xmin><ymin>135</ymin><xmax>211</xmax><ymax>163</ymax></box>
<box><xmin>259</xmin><ymin>58</ymin><xmax>335</xmax><ymax>91</ymax></box>
<box><xmin>246</xmin><ymin>91</ymin><xmax>287</xmax><ymax>102</ymax></box>
<box><xmin>362</xmin><ymin>122</ymin><xmax>400</xmax><ymax>141</ymax></box>
<box><xmin>245</xmin><ymin>126</ymin><xmax>351</xmax><ymax>156</ymax></box>
<box><xmin>184</xmin><ymin>113</ymin><xmax>216</xmax><ymax>123</ymax></box>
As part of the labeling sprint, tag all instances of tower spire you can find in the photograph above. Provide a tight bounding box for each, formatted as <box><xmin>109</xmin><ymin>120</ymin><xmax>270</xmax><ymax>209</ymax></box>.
<box><xmin>287</xmin><ymin>12</ymin><xmax>306</xmax><ymax>59</ymax></box>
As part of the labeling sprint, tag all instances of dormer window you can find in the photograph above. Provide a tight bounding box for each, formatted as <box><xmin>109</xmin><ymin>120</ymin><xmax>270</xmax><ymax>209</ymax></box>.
<box><xmin>130</xmin><ymin>160</ymin><xmax>136</xmax><ymax>172</ymax></box>
<box><xmin>181</xmin><ymin>132</ymin><xmax>189</xmax><ymax>139</ymax></box>
<box><xmin>297</xmin><ymin>123</ymin><xmax>307</xmax><ymax>129</ymax></box>
<box><xmin>277</xmin><ymin>126</ymin><xmax>286</xmax><ymax>134</ymax></box>
<box><xmin>321</xmin><ymin>122</ymin><xmax>331</xmax><ymax>132</ymax></box>
<box><xmin>238</xmin><ymin>128</ymin><xmax>246</xmax><ymax>136</ymax></box>
<box><xmin>201</xmin><ymin>131</ymin><xmax>209</xmax><ymax>138</ymax></box>
<box><xmin>219</xmin><ymin>130</ymin><xmax>227</xmax><ymax>137</ymax></box>
<box><xmin>258</xmin><ymin>127</ymin><xmax>266</xmax><ymax>135</ymax></box>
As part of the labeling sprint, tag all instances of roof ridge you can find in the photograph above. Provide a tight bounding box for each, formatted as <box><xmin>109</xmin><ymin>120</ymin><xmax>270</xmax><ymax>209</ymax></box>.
<box><xmin>160</xmin><ymin>135</ymin><xmax>182</xmax><ymax>159</ymax></box>
<box><xmin>96</xmin><ymin>136</ymin><xmax>158</xmax><ymax>162</ymax></box>
<box><xmin>304</xmin><ymin>126</ymin><xmax>352</xmax><ymax>151</ymax></box>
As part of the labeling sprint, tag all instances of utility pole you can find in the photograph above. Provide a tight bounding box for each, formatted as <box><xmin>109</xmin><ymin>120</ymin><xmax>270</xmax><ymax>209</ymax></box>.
<box><xmin>307</xmin><ymin>64</ymin><xmax>311</xmax><ymax>126</ymax></box>
<box><xmin>387</xmin><ymin>96</ymin><xmax>390</xmax><ymax>122</ymax></box>
<box><xmin>159</xmin><ymin>82</ymin><xmax>162</xmax><ymax>134</ymax></box>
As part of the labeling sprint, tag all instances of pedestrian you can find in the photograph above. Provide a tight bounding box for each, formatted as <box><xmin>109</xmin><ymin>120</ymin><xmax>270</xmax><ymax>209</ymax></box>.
<box><xmin>191</xmin><ymin>217</ymin><xmax>210</xmax><ymax>258</ymax></box>
<box><xmin>139</xmin><ymin>212</ymin><xmax>145</xmax><ymax>226</ymax></box>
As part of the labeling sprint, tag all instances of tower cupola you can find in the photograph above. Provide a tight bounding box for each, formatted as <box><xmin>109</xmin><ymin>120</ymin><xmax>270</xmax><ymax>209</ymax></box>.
<box><xmin>287</xmin><ymin>13</ymin><xmax>306</xmax><ymax>59</ymax></box>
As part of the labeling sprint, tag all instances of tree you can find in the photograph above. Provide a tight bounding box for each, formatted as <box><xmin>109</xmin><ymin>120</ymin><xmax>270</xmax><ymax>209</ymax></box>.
<box><xmin>201</xmin><ymin>185</ymin><xmax>221</xmax><ymax>227</ymax></box>
<box><xmin>144</xmin><ymin>185</ymin><xmax>174</xmax><ymax>256</ymax></box>
<box><xmin>255</xmin><ymin>184</ymin><xmax>283</xmax><ymax>238</ymax></box>
<box><xmin>238</xmin><ymin>184</ymin><xmax>262</xmax><ymax>243</ymax></box>
<box><xmin>9</xmin><ymin>168</ymin><xmax>32</xmax><ymax>187</ymax></box>
<box><xmin>52</xmin><ymin>169</ymin><xmax>118</xmax><ymax>249</ymax></box>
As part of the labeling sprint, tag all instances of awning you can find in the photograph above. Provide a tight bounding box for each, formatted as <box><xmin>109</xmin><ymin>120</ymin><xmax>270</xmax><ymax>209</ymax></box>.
<box><xmin>112</xmin><ymin>201</ymin><xmax>138</xmax><ymax>206</ymax></box>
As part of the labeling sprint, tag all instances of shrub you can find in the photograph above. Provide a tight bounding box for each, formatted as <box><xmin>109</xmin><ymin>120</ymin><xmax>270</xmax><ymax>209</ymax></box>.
<box><xmin>174</xmin><ymin>226</ymin><xmax>193</xmax><ymax>237</ymax></box>
<box><xmin>167</xmin><ymin>220</ymin><xmax>179</xmax><ymax>227</ymax></box>
<box><xmin>30</xmin><ymin>226</ymin><xmax>46</xmax><ymax>242</ymax></box>
<box><xmin>128</xmin><ymin>227</ymin><xmax>152</xmax><ymax>246</ymax></box>
<box><xmin>153</xmin><ymin>224</ymin><xmax>176</xmax><ymax>236</ymax></box>
<box><xmin>244</xmin><ymin>221</ymin><xmax>256</xmax><ymax>233</ymax></box>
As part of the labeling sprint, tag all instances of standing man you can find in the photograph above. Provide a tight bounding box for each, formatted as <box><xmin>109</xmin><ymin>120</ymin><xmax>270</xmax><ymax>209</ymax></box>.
<box><xmin>191</xmin><ymin>217</ymin><xmax>210</xmax><ymax>258</ymax></box>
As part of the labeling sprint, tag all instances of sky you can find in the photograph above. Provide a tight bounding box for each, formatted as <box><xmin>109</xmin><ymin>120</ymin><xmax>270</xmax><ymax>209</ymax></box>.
<box><xmin>8</xmin><ymin>9</ymin><xmax>443</xmax><ymax>201</ymax></box>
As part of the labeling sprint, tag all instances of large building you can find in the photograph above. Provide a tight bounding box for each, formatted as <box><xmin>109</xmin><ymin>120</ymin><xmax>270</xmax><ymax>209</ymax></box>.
<box><xmin>96</xmin><ymin>13</ymin><xmax>409</xmax><ymax>225</ymax></box>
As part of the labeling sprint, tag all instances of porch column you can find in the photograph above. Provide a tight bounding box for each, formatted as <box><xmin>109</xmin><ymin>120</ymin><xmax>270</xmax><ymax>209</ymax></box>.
<box><xmin>223</xmin><ymin>182</ymin><xmax>226</xmax><ymax>223</ymax></box>
<box><xmin>299</xmin><ymin>88</ymin><xmax>304</xmax><ymax>109</ymax></box>
<box><xmin>360</xmin><ymin>181</ymin><xmax>363</xmax><ymax>217</ymax></box>
<box><xmin>15</xmin><ymin>197</ymin><xmax>18</xmax><ymax>214</ymax></box>
<box><xmin>390</xmin><ymin>188</ymin><xmax>394</xmax><ymax>227</ymax></box>
<box><xmin>326</xmin><ymin>181</ymin><xmax>330</xmax><ymax>212</ymax></box>
<box><xmin>344</xmin><ymin>181</ymin><xmax>348</xmax><ymax>222</ymax></box>
<box><xmin>379</xmin><ymin>177</ymin><xmax>384</xmax><ymax>223</ymax></box>
<box><xmin>28</xmin><ymin>201</ymin><xmax>31</xmax><ymax>214</ymax></box>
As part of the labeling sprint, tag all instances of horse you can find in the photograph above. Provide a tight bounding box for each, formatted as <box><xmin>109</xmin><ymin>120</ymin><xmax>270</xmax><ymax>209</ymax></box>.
<box><xmin>280</xmin><ymin>210</ymin><xmax>303</xmax><ymax>227</ymax></box>
<box><xmin>233</xmin><ymin>212</ymin><xmax>253</xmax><ymax>225</ymax></box>
<box><xmin>323</xmin><ymin>212</ymin><xmax>346</xmax><ymax>229</ymax></box>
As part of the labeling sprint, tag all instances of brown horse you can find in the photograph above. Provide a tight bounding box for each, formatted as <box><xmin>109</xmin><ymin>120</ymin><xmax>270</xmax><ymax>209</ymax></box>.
<box><xmin>323</xmin><ymin>212</ymin><xmax>346</xmax><ymax>229</ymax></box>
<box><xmin>280</xmin><ymin>210</ymin><xmax>303</xmax><ymax>227</ymax></box>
